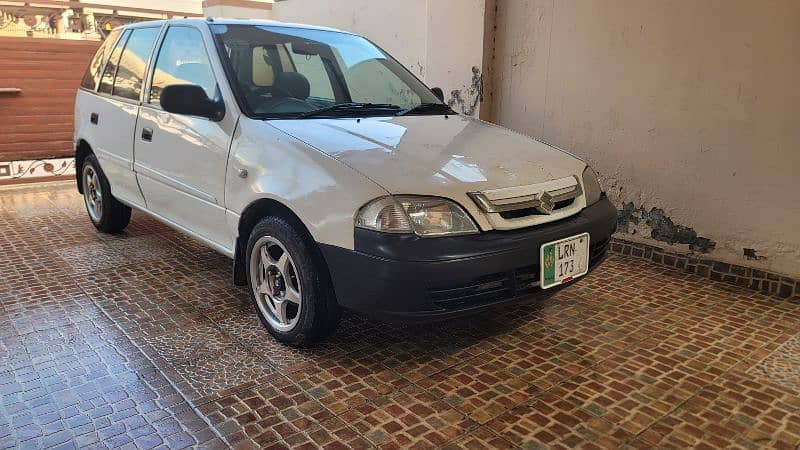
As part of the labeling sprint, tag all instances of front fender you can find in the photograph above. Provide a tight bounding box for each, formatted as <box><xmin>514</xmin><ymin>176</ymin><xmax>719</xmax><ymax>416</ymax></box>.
<box><xmin>225</xmin><ymin>117</ymin><xmax>388</xmax><ymax>250</ymax></box>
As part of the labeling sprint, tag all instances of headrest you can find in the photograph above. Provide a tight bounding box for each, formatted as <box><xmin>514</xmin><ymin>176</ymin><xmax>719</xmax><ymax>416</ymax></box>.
<box><xmin>273</xmin><ymin>71</ymin><xmax>310</xmax><ymax>100</ymax></box>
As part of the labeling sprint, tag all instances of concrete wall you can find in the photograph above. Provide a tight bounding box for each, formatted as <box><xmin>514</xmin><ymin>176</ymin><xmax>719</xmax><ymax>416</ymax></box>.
<box><xmin>203</xmin><ymin>0</ymin><xmax>273</xmax><ymax>20</ymax></box>
<box><xmin>271</xmin><ymin>0</ymin><xmax>486</xmax><ymax>116</ymax></box>
<box><xmin>92</xmin><ymin>0</ymin><xmax>202</xmax><ymax>14</ymax></box>
<box><xmin>487</xmin><ymin>0</ymin><xmax>800</xmax><ymax>277</ymax></box>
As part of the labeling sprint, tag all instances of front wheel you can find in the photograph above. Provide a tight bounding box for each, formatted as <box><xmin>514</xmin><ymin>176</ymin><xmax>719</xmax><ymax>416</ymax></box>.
<box><xmin>246</xmin><ymin>216</ymin><xmax>340</xmax><ymax>346</ymax></box>
<box><xmin>82</xmin><ymin>154</ymin><xmax>131</xmax><ymax>233</ymax></box>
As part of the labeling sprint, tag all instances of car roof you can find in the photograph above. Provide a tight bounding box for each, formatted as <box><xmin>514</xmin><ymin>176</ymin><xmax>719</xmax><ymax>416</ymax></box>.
<box><xmin>118</xmin><ymin>18</ymin><xmax>350</xmax><ymax>35</ymax></box>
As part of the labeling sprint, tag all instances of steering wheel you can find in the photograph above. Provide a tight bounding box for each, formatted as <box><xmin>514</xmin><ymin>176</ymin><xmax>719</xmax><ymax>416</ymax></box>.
<box><xmin>250</xmin><ymin>86</ymin><xmax>275</xmax><ymax>98</ymax></box>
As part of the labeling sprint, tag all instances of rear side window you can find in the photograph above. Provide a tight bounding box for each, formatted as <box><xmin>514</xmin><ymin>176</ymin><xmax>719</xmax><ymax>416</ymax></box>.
<box><xmin>112</xmin><ymin>27</ymin><xmax>160</xmax><ymax>100</ymax></box>
<box><xmin>81</xmin><ymin>30</ymin><xmax>121</xmax><ymax>90</ymax></box>
<box><xmin>98</xmin><ymin>30</ymin><xmax>130</xmax><ymax>94</ymax></box>
<box><xmin>149</xmin><ymin>27</ymin><xmax>217</xmax><ymax>106</ymax></box>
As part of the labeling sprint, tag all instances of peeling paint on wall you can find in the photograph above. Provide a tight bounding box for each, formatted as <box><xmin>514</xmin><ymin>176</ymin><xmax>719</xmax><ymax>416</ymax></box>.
<box><xmin>618</xmin><ymin>202</ymin><xmax>716</xmax><ymax>252</ymax></box>
<box><xmin>743</xmin><ymin>248</ymin><xmax>766</xmax><ymax>261</ymax></box>
<box><xmin>448</xmin><ymin>66</ymin><xmax>483</xmax><ymax>116</ymax></box>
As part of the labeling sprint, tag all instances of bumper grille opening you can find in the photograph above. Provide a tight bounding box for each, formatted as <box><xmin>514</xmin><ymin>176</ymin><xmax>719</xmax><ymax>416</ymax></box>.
<box><xmin>428</xmin><ymin>236</ymin><xmax>611</xmax><ymax>311</ymax></box>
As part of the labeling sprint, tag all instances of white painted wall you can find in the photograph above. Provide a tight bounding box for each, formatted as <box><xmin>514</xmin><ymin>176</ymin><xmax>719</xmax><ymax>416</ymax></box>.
<box><xmin>271</xmin><ymin>0</ymin><xmax>486</xmax><ymax>116</ymax></box>
<box><xmin>204</xmin><ymin>5</ymin><xmax>273</xmax><ymax>20</ymax></box>
<box><xmin>489</xmin><ymin>0</ymin><xmax>800</xmax><ymax>277</ymax></box>
<box><xmin>98</xmin><ymin>0</ymin><xmax>202</xmax><ymax>14</ymax></box>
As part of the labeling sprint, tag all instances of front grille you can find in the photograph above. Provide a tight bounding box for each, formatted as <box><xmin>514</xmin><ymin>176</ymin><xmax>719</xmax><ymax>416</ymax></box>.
<box><xmin>468</xmin><ymin>177</ymin><xmax>586</xmax><ymax>230</ymax></box>
<box><xmin>428</xmin><ymin>236</ymin><xmax>611</xmax><ymax>311</ymax></box>
<box><xmin>499</xmin><ymin>199</ymin><xmax>576</xmax><ymax>220</ymax></box>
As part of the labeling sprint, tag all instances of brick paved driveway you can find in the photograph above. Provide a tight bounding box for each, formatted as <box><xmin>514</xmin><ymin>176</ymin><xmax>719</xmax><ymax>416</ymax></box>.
<box><xmin>1</xmin><ymin>182</ymin><xmax>799</xmax><ymax>449</ymax></box>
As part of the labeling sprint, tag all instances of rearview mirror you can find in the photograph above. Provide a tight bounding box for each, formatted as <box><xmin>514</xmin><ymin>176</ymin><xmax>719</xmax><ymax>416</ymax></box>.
<box><xmin>161</xmin><ymin>84</ymin><xmax>225</xmax><ymax>121</ymax></box>
<box><xmin>291</xmin><ymin>40</ymin><xmax>325</xmax><ymax>56</ymax></box>
<box><xmin>431</xmin><ymin>87</ymin><xmax>444</xmax><ymax>102</ymax></box>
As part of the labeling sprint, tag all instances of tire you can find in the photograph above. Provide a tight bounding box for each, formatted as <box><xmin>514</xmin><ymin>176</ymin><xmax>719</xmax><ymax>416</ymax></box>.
<box><xmin>81</xmin><ymin>154</ymin><xmax>132</xmax><ymax>233</ymax></box>
<box><xmin>246</xmin><ymin>216</ymin><xmax>341</xmax><ymax>346</ymax></box>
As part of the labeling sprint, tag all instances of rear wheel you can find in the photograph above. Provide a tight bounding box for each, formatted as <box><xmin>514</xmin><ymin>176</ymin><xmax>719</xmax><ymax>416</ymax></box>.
<box><xmin>246</xmin><ymin>216</ymin><xmax>340</xmax><ymax>346</ymax></box>
<box><xmin>82</xmin><ymin>154</ymin><xmax>131</xmax><ymax>233</ymax></box>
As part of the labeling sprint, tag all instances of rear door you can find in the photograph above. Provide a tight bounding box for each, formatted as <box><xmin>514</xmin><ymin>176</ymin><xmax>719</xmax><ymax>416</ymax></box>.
<box><xmin>79</xmin><ymin>26</ymin><xmax>161</xmax><ymax>208</ymax></box>
<box><xmin>133</xmin><ymin>25</ymin><xmax>237</xmax><ymax>249</ymax></box>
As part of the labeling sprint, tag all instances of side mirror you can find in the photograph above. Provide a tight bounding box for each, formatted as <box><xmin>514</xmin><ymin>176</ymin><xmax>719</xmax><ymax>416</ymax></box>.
<box><xmin>161</xmin><ymin>84</ymin><xmax>225</xmax><ymax>121</ymax></box>
<box><xmin>431</xmin><ymin>87</ymin><xmax>445</xmax><ymax>102</ymax></box>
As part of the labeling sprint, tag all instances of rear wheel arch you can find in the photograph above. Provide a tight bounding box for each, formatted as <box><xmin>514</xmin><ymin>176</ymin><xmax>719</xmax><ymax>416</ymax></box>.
<box><xmin>80</xmin><ymin>153</ymin><xmax>131</xmax><ymax>233</ymax></box>
<box><xmin>75</xmin><ymin>139</ymin><xmax>93</xmax><ymax>194</ymax></box>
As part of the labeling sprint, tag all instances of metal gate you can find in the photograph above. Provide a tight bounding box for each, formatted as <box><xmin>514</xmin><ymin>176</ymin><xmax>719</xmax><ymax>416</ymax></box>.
<box><xmin>0</xmin><ymin>36</ymin><xmax>99</xmax><ymax>183</ymax></box>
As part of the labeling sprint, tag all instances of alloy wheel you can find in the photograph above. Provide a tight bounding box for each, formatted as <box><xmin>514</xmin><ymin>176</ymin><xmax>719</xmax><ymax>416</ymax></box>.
<box><xmin>83</xmin><ymin>164</ymin><xmax>103</xmax><ymax>223</ymax></box>
<box><xmin>250</xmin><ymin>236</ymin><xmax>303</xmax><ymax>332</ymax></box>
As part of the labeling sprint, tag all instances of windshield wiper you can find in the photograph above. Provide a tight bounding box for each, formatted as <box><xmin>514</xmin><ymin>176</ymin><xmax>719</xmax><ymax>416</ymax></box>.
<box><xmin>294</xmin><ymin>102</ymin><xmax>402</xmax><ymax>119</ymax></box>
<box><xmin>396</xmin><ymin>102</ymin><xmax>454</xmax><ymax>116</ymax></box>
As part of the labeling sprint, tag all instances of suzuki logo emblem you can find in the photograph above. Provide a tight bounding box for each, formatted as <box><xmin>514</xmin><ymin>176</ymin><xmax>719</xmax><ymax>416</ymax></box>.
<box><xmin>537</xmin><ymin>191</ymin><xmax>556</xmax><ymax>214</ymax></box>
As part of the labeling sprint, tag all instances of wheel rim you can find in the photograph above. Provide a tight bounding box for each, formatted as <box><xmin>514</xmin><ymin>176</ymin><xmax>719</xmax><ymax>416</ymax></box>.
<box><xmin>250</xmin><ymin>236</ymin><xmax>302</xmax><ymax>332</ymax></box>
<box><xmin>83</xmin><ymin>164</ymin><xmax>103</xmax><ymax>223</ymax></box>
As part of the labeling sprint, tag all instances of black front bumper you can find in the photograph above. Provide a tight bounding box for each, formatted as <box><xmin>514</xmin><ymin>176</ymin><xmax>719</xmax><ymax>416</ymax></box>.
<box><xmin>319</xmin><ymin>195</ymin><xmax>617</xmax><ymax>323</ymax></box>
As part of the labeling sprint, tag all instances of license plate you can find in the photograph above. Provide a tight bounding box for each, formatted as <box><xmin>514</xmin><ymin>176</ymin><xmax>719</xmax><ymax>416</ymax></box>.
<box><xmin>540</xmin><ymin>233</ymin><xmax>590</xmax><ymax>289</ymax></box>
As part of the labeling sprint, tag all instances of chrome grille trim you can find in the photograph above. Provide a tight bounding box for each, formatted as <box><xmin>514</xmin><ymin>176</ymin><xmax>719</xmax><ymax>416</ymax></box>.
<box><xmin>468</xmin><ymin>176</ymin><xmax>582</xmax><ymax>215</ymax></box>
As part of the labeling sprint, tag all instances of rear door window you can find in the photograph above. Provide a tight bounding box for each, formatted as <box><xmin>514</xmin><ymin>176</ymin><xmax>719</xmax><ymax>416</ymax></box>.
<box><xmin>112</xmin><ymin>27</ymin><xmax>160</xmax><ymax>101</ymax></box>
<box><xmin>81</xmin><ymin>29</ymin><xmax>121</xmax><ymax>90</ymax></box>
<box><xmin>98</xmin><ymin>30</ymin><xmax>130</xmax><ymax>95</ymax></box>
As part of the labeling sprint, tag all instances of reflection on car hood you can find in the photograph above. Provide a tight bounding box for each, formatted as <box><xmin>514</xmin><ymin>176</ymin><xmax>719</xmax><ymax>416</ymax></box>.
<box><xmin>268</xmin><ymin>115</ymin><xmax>586</xmax><ymax>197</ymax></box>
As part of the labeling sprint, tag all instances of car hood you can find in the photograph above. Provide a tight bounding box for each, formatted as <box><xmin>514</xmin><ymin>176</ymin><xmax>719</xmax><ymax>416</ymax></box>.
<box><xmin>268</xmin><ymin>115</ymin><xmax>586</xmax><ymax>197</ymax></box>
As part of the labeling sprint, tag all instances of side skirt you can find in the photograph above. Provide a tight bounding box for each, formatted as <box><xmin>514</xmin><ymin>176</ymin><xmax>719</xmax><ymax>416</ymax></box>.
<box><xmin>117</xmin><ymin>199</ymin><xmax>236</xmax><ymax>259</ymax></box>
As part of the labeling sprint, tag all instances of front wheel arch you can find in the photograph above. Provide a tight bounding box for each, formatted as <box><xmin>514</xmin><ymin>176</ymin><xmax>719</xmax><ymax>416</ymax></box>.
<box><xmin>233</xmin><ymin>198</ymin><xmax>327</xmax><ymax>288</ymax></box>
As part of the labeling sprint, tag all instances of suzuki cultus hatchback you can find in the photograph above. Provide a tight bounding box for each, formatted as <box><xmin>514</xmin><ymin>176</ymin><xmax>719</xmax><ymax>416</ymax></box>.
<box><xmin>75</xmin><ymin>19</ymin><xmax>617</xmax><ymax>345</ymax></box>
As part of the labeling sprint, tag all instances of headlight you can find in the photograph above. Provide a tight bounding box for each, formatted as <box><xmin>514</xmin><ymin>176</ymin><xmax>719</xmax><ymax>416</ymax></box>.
<box><xmin>356</xmin><ymin>196</ymin><xmax>479</xmax><ymax>236</ymax></box>
<box><xmin>582</xmin><ymin>165</ymin><xmax>602</xmax><ymax>206</ymax></box>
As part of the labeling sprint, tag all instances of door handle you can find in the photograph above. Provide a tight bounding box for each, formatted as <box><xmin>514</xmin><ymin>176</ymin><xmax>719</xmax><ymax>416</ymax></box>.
<box><xmin>90</xmin><ymin>113</ymin><xmax>99</xmax><ymax>124</ymax></box>
<box><xmin>141</xmin><ymin>127</ymin><xmax>153</xmax><ymax>142</ymax></box>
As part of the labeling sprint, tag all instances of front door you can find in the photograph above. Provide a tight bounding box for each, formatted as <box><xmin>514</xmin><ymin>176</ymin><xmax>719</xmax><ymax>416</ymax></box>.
<box><xmin>134</xmin><ymin>25</ymin><xmax>236</xmax><ymax>249</ymax></box>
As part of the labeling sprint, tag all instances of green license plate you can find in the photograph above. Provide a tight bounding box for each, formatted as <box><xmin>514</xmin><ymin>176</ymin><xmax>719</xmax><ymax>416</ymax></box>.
<box><xmin>540</xmin><ymin>233</ymin><xmax>590</xmax><ymax>289</ymax></box>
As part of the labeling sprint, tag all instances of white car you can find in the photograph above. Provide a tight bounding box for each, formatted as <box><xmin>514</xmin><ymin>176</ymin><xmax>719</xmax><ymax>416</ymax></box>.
<box><xmin>74</xmin><ymin>18</ymin><xmax>617</xmax><ymax>345</ymax></box>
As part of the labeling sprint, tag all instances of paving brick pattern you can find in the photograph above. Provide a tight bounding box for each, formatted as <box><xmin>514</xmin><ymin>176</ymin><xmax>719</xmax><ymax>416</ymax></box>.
<box><xmin>0</xmin><ymin>182</ymin><xmax>799</xmax><ymax>449</ymax></box>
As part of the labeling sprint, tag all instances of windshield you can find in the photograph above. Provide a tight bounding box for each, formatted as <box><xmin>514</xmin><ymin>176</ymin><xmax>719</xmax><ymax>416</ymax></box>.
<box><xmin>210</xmin><ymin>24</ymin><xmax>444</xmax><ymax>119</ymax></box>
